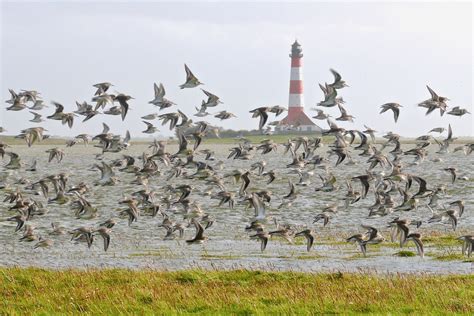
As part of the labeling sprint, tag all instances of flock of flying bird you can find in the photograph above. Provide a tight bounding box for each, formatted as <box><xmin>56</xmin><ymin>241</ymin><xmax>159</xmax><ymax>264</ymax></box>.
<box><xmin>1</xmin><ymin>64</ymin><xmax>473</xmax><ymax>261</ymax></box>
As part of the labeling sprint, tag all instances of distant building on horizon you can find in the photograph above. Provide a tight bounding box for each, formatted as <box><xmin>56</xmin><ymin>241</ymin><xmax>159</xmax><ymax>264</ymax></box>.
<box><xmin>276</xmin><ymin>40</ymin><xmax>322</xmax><ymax>133</ymax></box>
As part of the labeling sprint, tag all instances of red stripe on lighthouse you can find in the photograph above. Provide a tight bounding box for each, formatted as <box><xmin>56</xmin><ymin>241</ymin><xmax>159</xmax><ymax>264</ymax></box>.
<box><xmin>291</xmin><ymin>58</ymin><xmax>301</xmax><ymax>67</ymax></box>
<box><xmin>289</xmin><ymin>80</ymin><xmax>303</xmax><ymax>94</ymax></box>
<box><xmin>287</xmin><ymin>107</ymin><xmax>304</xmax><ymax>121</ymax></box>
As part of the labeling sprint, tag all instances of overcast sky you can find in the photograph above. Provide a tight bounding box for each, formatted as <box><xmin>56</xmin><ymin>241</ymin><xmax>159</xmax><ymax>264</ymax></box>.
<box><xmin>1</xmin><ymin>1</ymin><xmax>472</xmax><ymax>138</ymax></box>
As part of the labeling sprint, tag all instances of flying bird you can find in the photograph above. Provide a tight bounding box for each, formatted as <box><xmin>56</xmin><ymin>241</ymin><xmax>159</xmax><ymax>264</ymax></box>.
<box><xmin>180</xmin><ymin>64</ymin><xmax>203</xmax><ymax>89</ymax></box>
<box><xmin>380</xmin><ymin>103</ymin><xmax>402</xmax><ymax>122</ymax></box>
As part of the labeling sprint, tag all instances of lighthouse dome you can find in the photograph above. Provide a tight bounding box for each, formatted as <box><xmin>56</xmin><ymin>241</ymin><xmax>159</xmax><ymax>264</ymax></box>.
<box><xmin>290</xmin><ymin>40</ymin><xmax>303</xmax><ymax>57</ymax></box>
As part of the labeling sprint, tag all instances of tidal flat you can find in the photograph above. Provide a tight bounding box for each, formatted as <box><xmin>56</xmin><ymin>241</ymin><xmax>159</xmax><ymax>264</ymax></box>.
<box><xmin>1</xmin><ymin>142</ymin><xmax>473</xmax><ymax>274</ymax></box>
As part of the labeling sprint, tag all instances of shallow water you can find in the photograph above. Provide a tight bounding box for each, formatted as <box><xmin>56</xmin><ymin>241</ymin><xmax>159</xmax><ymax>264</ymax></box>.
<box><xmin>0</xmin><ymin>142</ymin><xmax>473</xmax><ymax>274</ymax></box>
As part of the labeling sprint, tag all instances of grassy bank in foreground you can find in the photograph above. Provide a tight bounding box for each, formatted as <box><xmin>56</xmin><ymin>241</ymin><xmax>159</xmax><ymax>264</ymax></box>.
<box><xmin>1</xmin><ymin>268</ymin><xmax>473</xmax><ymax>314</ymax></box>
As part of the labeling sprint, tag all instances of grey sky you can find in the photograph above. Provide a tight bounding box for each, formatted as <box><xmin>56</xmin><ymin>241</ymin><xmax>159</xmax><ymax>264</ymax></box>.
<box><xmin>1</xmin><ymin>1</ymin><xmax>472</xmax><ymax>138</ymax></box>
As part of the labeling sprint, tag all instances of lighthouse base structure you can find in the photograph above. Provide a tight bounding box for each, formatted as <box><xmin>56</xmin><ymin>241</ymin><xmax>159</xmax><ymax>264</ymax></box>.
<box><xmin>276</xmin><ymin>107</ymin><xmax>322</xmax><ymax>133</ymax></box>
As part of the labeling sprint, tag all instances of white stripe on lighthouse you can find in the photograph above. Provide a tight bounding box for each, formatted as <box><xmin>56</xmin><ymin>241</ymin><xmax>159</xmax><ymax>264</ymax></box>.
<box><xmin>289</xmin><ymin>94</ymin><xmax>304</xmax><ymax>107</ymax></box>
<box><xmin>290</xmin><ymin>67</ymin><xmax>302</xmax><ymax>81</ymax></box>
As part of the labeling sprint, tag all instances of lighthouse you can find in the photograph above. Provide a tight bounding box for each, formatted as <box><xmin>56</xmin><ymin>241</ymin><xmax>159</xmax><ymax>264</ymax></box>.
<box><xmin>278</xmin><ymin>40</ymin><xmax>320</xmax><ymax>133</ymax></box>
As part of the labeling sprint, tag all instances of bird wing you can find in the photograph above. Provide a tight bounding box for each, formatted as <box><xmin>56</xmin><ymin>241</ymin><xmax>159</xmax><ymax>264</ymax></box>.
<box><xmin>118</xmin><ymin>98</ymin><xmax>129</xmax><ymax>121</ymax></box>
<box><xmin>306</xmin><ymin>233</ymin><xmax>314</xmax><ymax>251</ymax></box>
<box><xmin>178</xmin><ymin>133</ymin><xmax>188</xmax><ymax>152</ymax></box>
<box><xmin>411</xmin><ymin>236</ymin><xmax>424</xmax><ymax>257</ymax></box>
<box><xmin>288</xmin><ymin>180</ymin><xmax>295</xmax><ymax>196</ymax></box>
<box><xmin>319</xmin><ymin>83</ymin><xmax>328</xmax><ymax>95</ymax></box>
<box><xmin>337</xmin><ymin>103</ymin><xmax>348</xmax><ymax>116</ymax></box>
<box><xmin>191</xmin><ymin>133</ymin><xmax>202</xmax><ymax>151</ymax></box>
<box><xmin>461</xmin><ymin>239</ymin><xmax>468</xmax><ymax>255</ymax></box>
<box><xmin>357</xmin><ymin>176</ymin><xmax>370</xmax><ymax>198</ymax></box>
<box><xmin>327</xmin><ymin>119</ymin><xmax>339</xmax><ymax>130</ymax></box>
<box><xmin>362</xmin><ymin>225</ymin><xmax>378</xmax><ymax>240</ymax></box>
<box><xmin>448</xmin><ymin>213</ymin><xmax>458</xmax><ymax>231</ymax></box>
<box><xmin>360</xmin><ymin>242</ymin><xmax>367</xmax><ymax>256</ymax></box>
<box><xmin>178</xmin><ymin>110</ymin><xmax>189</xmax><ymax>124</ymax></box>
<box><xmin>201</xmin><ymin>89</ymin><xmax>218</xmax><ymax>100</ymax></box>
<box><xmin>102</xmin><ymin>162</ymin><xmax>115</xmax><ymax>180</ymax></box>
<box><xmin>260</xmin><ymin>236</ymin><xmax>268</xmax><ymax>252</ymax></box>
<box><xmin>330</xmin><ymin>68</ymin><xmax>342</xmax><ymax>83</ymax></box>
<box><xmin>123</xmin><ymin>131</ymin><xmax>131</xmax><ymax>145</ymax></box>
<box><xmin>258</xmin><ymin>111</ymin><xmax>269</xmax><ymax>130</ymax></box>
<box><xmin>239</xmin><ymin>173</ymin><xmax>250</xmax><ymax>196</ymax></box>
<box><xmin>101</xmin><ymin>123</ymin><xmax>110</xmax><ymax>134</ymax></box>
<box><xmin>52</xmin><ymin>102</ymin><xmax>64</xmax><ymax>113</ymax></box>
<box><xmin>30</xmin><ymin>111</ymin><xmax>41</xmax><ymax>120</ymax></box>
<box><xmin>412</xmin><ymin>176</ymin><xmax>427</xmax><ymax>196</ymax></box>
<box><xmin>143</xmin><ymin>121</ymin><xmax>153</xmax><ymax>128</ymax></box>
<box><xmin>393</xmin><ymin>107</ymin><xmax>400</xmax><ymax>122</ymax></box>
<box><xmin>447</xmin><ymin>124</ymin><xmax>452</xmax><ymax>141</ymax></box>
<box><xmin>252</xmin><ymin>194</ymin><xmax>265</xmax><ymax>218</ymax></box>
<box><xmin>152</xmin><ymin>82</ymin><xmax>161</xmax><ymax>99</ymax></box>
<box><xmin>334</xmin><ymin>150</ymin><xmax>346</xmax><ymax>166</ymax></box>
<box><xmin>398</xmin><ymin>224</ymin><xmax>409</xmax><ymax>247</ymax></box>
<box><xmin>184</xmin><ymin>64</ymin><xmax>197</xmax><ymax>81</ymax></box>
<box><xmin>194</xmin><ymin>220</ymin><xmax>205</xmax><ymax>240</ymax></box>
<box><xmin>426</xmin><ymin>85</ymin><xmax>439</xmax><ymax>100</ymax></box>
<box><xmin>156</xmin><ymin>83</ymin><xmax>165</xmax><ymax>98</ymax></box>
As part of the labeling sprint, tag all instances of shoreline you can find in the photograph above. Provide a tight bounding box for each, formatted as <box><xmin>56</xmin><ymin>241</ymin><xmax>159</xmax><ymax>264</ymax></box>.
<box><xmin>1</xmin><ymin>231</ymin><xmax>472</xmax><ymax>275</ymax></box>
<box><xmin>1</xmin><ymin>134</ymin><xmax>474</xmax><ymax>146</ymax></box>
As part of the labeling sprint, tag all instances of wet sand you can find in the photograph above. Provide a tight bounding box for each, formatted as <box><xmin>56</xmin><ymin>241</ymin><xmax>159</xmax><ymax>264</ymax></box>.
<box><xmin>1</xmin><ymin>143</ymin><xmax>473</xmax><ymax>274</ymax></box>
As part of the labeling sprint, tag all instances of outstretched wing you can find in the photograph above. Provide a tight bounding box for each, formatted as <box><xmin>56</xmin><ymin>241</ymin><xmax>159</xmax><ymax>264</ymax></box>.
<box><xmin>52</xmin><ymin>101</ymin><xmax>64</xmax><ymax>113</ymax></box>
<box><xmin>393</xmin><ymin>107</ymin><xmax>400</xmax><ymax>123</ymax></box>
<box><xmin>155</xmin><ymin>82</ymin><xmax>165</xmax><ymax>98</ymax></box>
<box><xmin>143</xmin><ymin>121</ymin><xmax>153</xmax><ymax>128</ymax></box>
<box><xmin>426</xmin><ymin>85</ymin><xmax>439</xmax><ymax>100</ymax></box>
<box><xmin>184</xmin><ymin>64</ymin><xmax>197</xmax><ymax>81</ymax></box>
<box><xmin>252</xmin><ymin>193</ymin><xmax>265</xmax><ymax>218</ymax></box>
<box><xmin>330</xmin><ymin>68</ymin><xmax>342</xmax><ymax>83</ymax></box>
<box><xmin>337</xmin><ymin>103</ymin><xmax>348</xmax><ymax>116</ymax></box>
<box><xmin>258</xmin><ymin>111</ymin><xmax>269</xmax><ymax>130</ymax></box>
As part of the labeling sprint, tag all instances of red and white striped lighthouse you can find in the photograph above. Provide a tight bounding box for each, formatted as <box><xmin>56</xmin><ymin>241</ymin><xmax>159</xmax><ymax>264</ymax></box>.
<box><xmin>289</xmin><ymin>40</ymin><xmax>304</xmax><ymax>115</ymax></box>
<box><xmin>279</xmin><ymin>40</ymin><xmax>317</xmax><ymax>131</ymax></box>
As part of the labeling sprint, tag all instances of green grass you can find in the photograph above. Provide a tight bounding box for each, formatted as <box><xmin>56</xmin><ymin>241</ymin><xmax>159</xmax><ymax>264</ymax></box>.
<box><xmin>429</xmin><ymin>246</ymin><xmax>474</xmax><ymax>262</ymax></box>
<box><xmin>201</xmin><ymin>254</ymin><xmax>242</xmax><ymax>260</ymax></box>
<box><xmin>129</xmin><ymin>250</ymin><xmax>178</xmax><ymax>258</ymax></box>
<box><xmin>434</xmin><ymin>253</ymin><xmax>474</xmax><ymax>262</ymax></box>
<box><xmin>294</xmin><ymin>254</ymin><xmax>324</xmax><ymax>260</ymax></box>
<box><xmin>423</xmin><ymin>234</ymin><xmax>462</xmax><ymax>247</ymax></box>
<box><xmin>395</xmin><ymin>250</ymin><xmax>417</xmax><ymax>257</ymax></box>
<box><xmin>1</xmin><ymin>268</ymin><xmax>473</xmax><ymax>314</ymax></box>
